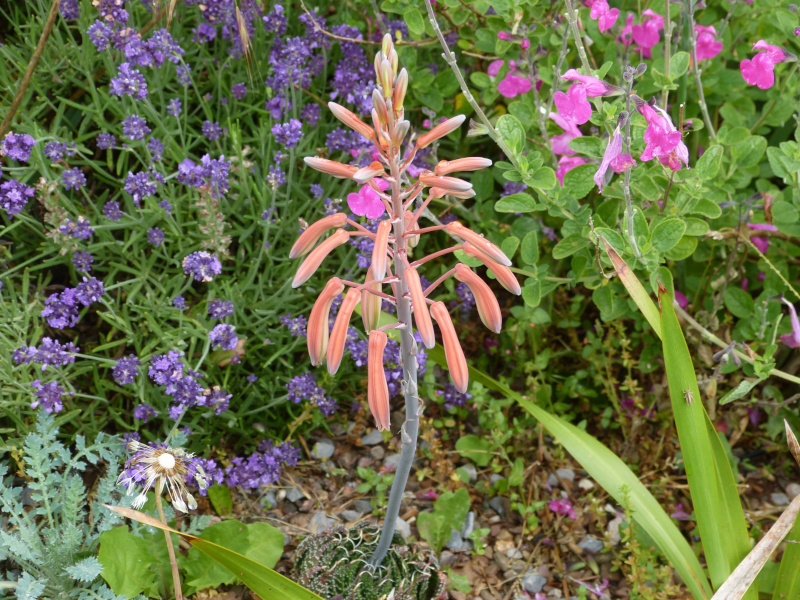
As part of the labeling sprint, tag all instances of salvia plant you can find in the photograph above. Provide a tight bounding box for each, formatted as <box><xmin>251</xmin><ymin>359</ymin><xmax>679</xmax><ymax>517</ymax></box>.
<box><xmin>0</xmin><ymin>410</ymin><xmax>133</xmax><ymax>600</ymax></box>
<box><xmin>292</xmin><ymin>33</ymin><xmax>520</xmax><ymax>568</ymax></box>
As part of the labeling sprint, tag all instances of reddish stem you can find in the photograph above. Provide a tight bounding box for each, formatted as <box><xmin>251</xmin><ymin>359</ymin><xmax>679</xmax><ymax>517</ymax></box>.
<box><xmin>405</xmin><ymin>224</ymin><xmax>447</xmax><ymax>237</ymax></box>
<box><xmin>410</xmin><ymin>244</ymin><xmax>462</xmax><ymax>268</ymax></box>
<box><xmin>424</xmin><ymin>267</ymin><xmax>456</xmax><ymax>297</ymax></box>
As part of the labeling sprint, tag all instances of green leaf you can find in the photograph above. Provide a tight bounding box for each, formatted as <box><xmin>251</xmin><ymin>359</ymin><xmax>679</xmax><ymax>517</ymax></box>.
<box><xmin>521</xmin><ymin>278</ymin><xmax>541</xmax><ymax>307</ymax></box>
<box><xmin>664</xmin><ymin>235</ymin><xmax>698</xmax><ymax>261</ymax></box>
<box><xmin>659</xmin><ymin>285</ymin><xmax>754</xmax><ymax>593</ymax></box>
<box><xmin>417</xmin><ymin>489</ymin><xmax>470</xmax><ymax>555</ymax></box>
<box><xmin>470</xmin><ymin>72</ymin><xmax>491</xmax><ymax>89</ymax></box>
<box><xmin>496</xmin><ymin>114</ymin><xmax>525</xmax><ymax>156</ymax></box>
<box><xmin>501</xmin><ymin>236</ymin><xmax>520</xmax><ymax>259</ymax></box>
<box><xmin>404</xmin><ymin>8</ymin><xmax>425</xmax><ymax>37</ymax></box>
<box><xmin>568</xmin><ymin>137</ymin><xmax>604</xmax><ymax>158</ymax></box>
<box><xmin>552</xmin><ymin>234</ymin><xmax>590</xmax><ymax>259</ymax></box>
<box><xmin>774</xmin><ymin>516</ymin><xmax>800</xmax><ymax>600</ymax></box>
<box><xmin>98</xmin><ymin>526</ymin><xmax>158</xmax><ymax>598</ymax></box>
<box><xmin>719</xmin><ymin>377</ymin><xmax>766</xmax><ymax>406</ymax></box>
<box><xmin>508</xmin><ymin>101</ymin><xmax>534</xmax><ymax>128</ymax></box>
<box><xmin>563</xmin><ymin>164</ymin><xmax>597</xmax><ymax>199</ymax></box>
<box><xmin>520</xmin><ymin>230</ymin><xmax>539</xmax><ymax>265</ymax></box>
<box><xmin>695</xmin><ymin>145</ymin><xmax>722</xmax><ymax>180</ymax></box>
<box><xmin>495</xmin><ymin>192</ymin><xmax>536</xmax><ymax>213</ymax></box>
<box><xmin>724</xmin><ymin>287</ymin><xmax>755</xmax><ymax>319</ymax></box>
<box><xmin>426</xmin><ymin>348</ymin><xmax>711</xmax><ymax>600</ymax></box>
<box><xmin>689</xmin><ymin>198</ymin><xmax>722</xmax><ymax>219</ymax></box>
<box><xmin>455</xmin><ymin>434</ymin><xmax>493</xmax><ymax>467</ymax></box>
<box><xmin>650</xmin><ymin>218</ymin><xmax>686</xmax><ymax>253</ymax></box>
<box><xmin>670</xmin><ymin>51</ymin><xmax>691</xmax><ymax>78</ymax></box>
<box><xmin>527</xmin><ymin>167</ymin><xmax>557</xmax><ymax>190</ymax></box>
<box><xmin>207</xmin><ymin>485</ymin><xmax>233</xmax><ymax>516</ymax></box>
<box><xmin>732</xmin><ymin>136</ymin><xmax>767</xmax><ymax>168</ymax></box>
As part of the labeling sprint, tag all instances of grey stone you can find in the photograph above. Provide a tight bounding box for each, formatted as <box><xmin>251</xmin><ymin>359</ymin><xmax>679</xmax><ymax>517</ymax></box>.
<box><xmin>341</xmin><ymin>510</ymin><xmax>361</xmax><ymax>522</ymax></box>
<box><xmin>490</xmin><ymin>474</ymin><xmax>504</xmax><ymax>486</ymax></box>
<box><xmin>286</xmin><ymin>486</ymin><xmax>305</xmax><ymax>503</ymax></box>
<box><xmin>445</xmin><ymin>529</ymin><xmax>469</xmax><ymax>552</ymax></box>
<box><xmin>787</xmin><ymin>483</ymin><xmax>800</xmax><ymax>499</ymax></box>
<box><xmin>439</xmin><ymin>550</ymin><xmax>457</xmax><ymax>567</ymax></box>
<box><xmin>521</xmin><ymin>572</ymin><xmax>547</xmax><ymax>594</ymax></box>
<box><xmin>578</xmin><ymin>534</ymin><xmax>604</xmax><ymax>553</ymax></box>
<box><xmin>384</xmin><ymin>453</ymin><xmax>402</xmax><ymax>470</ymax></box>
<box><xmin>263</xmin><ymin>491</ymin><xmax>277</xmax><ymax>508</ymax></box>
<box><xmin>489</xmin><ymin>496</ymin><xmax>506</xmax><ymax>517</ymax></box>
<box><xmin>607</xmin><ymin>515</ymin><xmax>626</xmax><ymax>545</ymax></box>
<box><xmin>547</xmin><ymin>468</ymin><xmax>575</xmax><ymax>488</ymax></box>
<box><xmin>354</xmin><ymin>499</ymin><xmax>373</xmax><ymax>515</ymax></box>
<box><xmin>394</xmin><ymin>517</ymin><xmax>411</xmax><ymax>540</ymax></box>
<box><xmin>346</xmin><ymin>421</ymin><xmax>357</xmax><ymax>435</ymax></box>
<box><xmin>772</xmin><ymin>492</ymin><xmax>790</xmax><ymax>506</ymax></box>
<box><xmin>362</xmin><ymin>430</ymin><xmax>384</xmax><ymax>445</ymax></box>
<box><xmin>311</xmin><ymin>438</ymin><xmax>335</xmax><ymax>461</ymax></box>
<box><xmin>460</xmin><ymin>511</ymin><xmax>475</xmax><ymax>538</ymax></box>
<box><xmin>460</xmin><ymin>463</ymin><xmax>478</xmax><ymax>482</ymax></box>
<box><xmin>370</xmin><ymin>445</ymin><xmax>385</xmax><ymax>460</ymax></box>
<box><xmin>309</xmin><ymin>511</ymin><xmax>336</xmax><ymax>533</ymax></box>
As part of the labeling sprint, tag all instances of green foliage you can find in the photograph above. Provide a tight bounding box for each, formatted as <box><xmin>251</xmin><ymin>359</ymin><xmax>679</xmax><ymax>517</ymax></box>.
<box><xmin>416</xmin><ymin>488</ymin><xmax>470</xmax><ymax>555</ymax></box>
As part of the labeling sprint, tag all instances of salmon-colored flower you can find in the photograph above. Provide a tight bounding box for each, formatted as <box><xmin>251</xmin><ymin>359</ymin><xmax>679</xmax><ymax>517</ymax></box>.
<box><xmin>446</xmin><ymin>221</ymin><xmax>511</xmax><ymax>266</ymax></box>
<box><xmin>303</xmin><ymin>157</ymin><xmax>359</xmax><ymax>179</ymax></box>
<box><xmin>429</xmin><ymin>186</ymin><xmax>476</xmax><ymax>200</ymax></box>
<box><xmin>368</xmin><ymin>330</ymin><xmax>391</xmax><ymax>431</ymax></box>
<box><xmin>393</xmin><ymin>68</ymin><xmax>408</xmax><ymax>112</ymax></box>
<box><xmin>404</xmin><ymin>211</ymin><xmax>419</xmax><ymax>248</ymax></box>
<box><xmin>454</xmin><ymin>264</ymin><xmax>502</xmax><ymax>333</ymax></box>
<box><xmin>406</xmin><ymin>267</ymin><xmax>435</xmax><ymax>348</ymax></box>
<box><xmin>417</xmin><ymin>114</ymin><xmax>466</xmax><ymax>148</ymax></box>
<box><xmin>289</xmin><ymin>212</ymin><xmax>348</xmax><ymax>259</ymax></box>
<box><xmin>419</xmin><ymin>173</ymin><xmax>473</xmax><ymax>194</ymax></box>
<box><xmin>430</xmin><ymin>301</ymin><xmax>468</xmax><ymax>393</ymax></box>
<box><xmin>307</xmin><ymin>277</ymin><xmax>344</xmax><ymax>365</ymax></box>
<box><xmin>328</xmin><ymin>101</ymin><xmax>376</xmax><ymax>141</ymax></box>
<box><xmin>462</xmin><ymin>243</ymin><xmax>521</xmax><ymax>296</ymax></box>
<box><xmin>292</xmin><ymin>229</ymin><xmax>350</xmax><ymax>288</ymax></box>
<box><xmin>353</xmin><ymin>161</ymin><xmax>387</xmax><ymax>183</ymax></box>
<box><xmin>361</xmin><ymin>270</ymin><xmax>382</xmax><ymax>332</ymax></box>
<box><xmin>434</xmin><ymin>157</ymin><xmax>492</xmax><ymax>175</ymax></box>
<box><xmin>327</xmin><ymin>288</ymin><xmax>360</xmax><ymax>375</ymax></box>
<box><xmin>371</xmin><ymin>220</ymin><xmax>392</xmax><ymax>281</ymax></box>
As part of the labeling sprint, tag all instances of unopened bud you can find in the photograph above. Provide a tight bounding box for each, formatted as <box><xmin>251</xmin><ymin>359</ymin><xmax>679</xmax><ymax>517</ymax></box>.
<box><xmin>353</xmin><ymin>161</ymin><xmax>386</xmax><ymax>183</ymax></box>
<box><xmin>381</xmin><ymin>33</ymin><xmax>393</xmax><ymax>58</ymax></box>
<box><xmin>434</xmin><ymin>157</ymin><xmax>492</xmax><ymax>175</ymax></box>
<box><xmin>417</xmin><ymin>114</ymin><xmax>466</xmax><ymax>148</ymax></box>
<box><xmin>374</xmin><ymin>52</ymin><xmax>382</xmax><ymax>80</ymax></box>
<box><xmin>380</xmin><ymin>59</ymin><xmax>394</xmax><ymax>98</ymax></box>
<box><xmin>392</xmin><ymin>120</ymin><xmax>410</xmax><ymax>145</ymax></box>
<box><xmin>393</xmin><ymin>68</ymin><xmax>408</xmax><ymax>112</ymax></box>
<box><xmin>372</xmin><ymin>89</ymin><xmax>389</xmax><ymax>123</ymax></box>
<box><xmin>389</xmin><ymin>48</ymin><xmax>398</xmax><ymax>75</ymax></box>
<box><xmin>419</xmin><ymin>173</ymin><xmax>473</xmax><ymax>193</ymax></box>
<box><xmin>467</xmin><ymin>119</ymin><xmax>489</xmax><ymax>138</ymax></box>
<box><xmin>635</xmin><ymin>63</ymin><xmax>648</xmax><ymax>77</ymax></box>
<box><xmin>328</xmin><ymin>102</ymin><xmax>375</xmax><ymax>141</ymax></box>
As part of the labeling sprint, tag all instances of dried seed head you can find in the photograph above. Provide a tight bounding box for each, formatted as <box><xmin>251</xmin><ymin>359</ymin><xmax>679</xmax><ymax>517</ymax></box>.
<box><xmin>289</xmin><ymin>212</ymin><xmax>348</xmax><ymax>259</ymax></box>
<box><xmin>292</xmin><ymin>229</ymin><xmax>350</xmax><ymax>288</ymax></box>
<box><xmin>327</xmin><ymin>288</ymin><xmax>361</xmax><ymax>375</ymax></box>
<box><xmin>454</xmin><ymin>264</ymin><xmax>502</xmax><ymax>333</ymax></box>
<box><xmin>307</xmin><ymin>277</ymin><xmax>344</xmax><ymax>365</ymax></box>
<box><xmin>368</xmin><ymin>330</ymin><xmax>391</xmax><ymax>431</ymax></box>
<box><xmin>406</xmin><ymin>267</ymin><xmax>435</xmax><ymax>349</ymax></box>
<box><xmin>430</xmin><ymin>301</ymin><xmax>468</xmax><ymax>393</ymax></box>
<box><xmin>304</xmin><ymin>156</ymin><xmax>359</xmax><ymax>179</ymax></box>
<box><xmin>446</xmin><ymin>221</ymin><xmax>511</xmax><ymax>266</ymax></box>
<box><xmin>417</xmin><ymin>114</ymin><xmax>466</xmax><ymax>148</ymax></box>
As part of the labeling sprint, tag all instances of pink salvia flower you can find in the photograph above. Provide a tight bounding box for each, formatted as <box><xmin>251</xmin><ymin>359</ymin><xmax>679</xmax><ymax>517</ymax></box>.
<box><xmin>631</xmin><ymin>9</ymin><xmax>664</xmax><ymax>58</ymax></box>
<box><xmin>556</xmin><ymin>156</ymin><xmax>587</xmax><ymax>186</ymax></box>
<box><xmin>594</xmin><ymin>126</ymin><xmax>637</xmax><ymax>190</ymax></box>
<box><xmin>549</xmin><ymin>112</ymin><xmax>582</xmax><ymax>156</ymax></box>
<box><xmin>589</xmin><ymin>0</ymin><xmax>620</xmax><ymax>33</ymax></box>
<box><xmin>560</xmin><ymin>69</ymin><xmax>613</xmax><ymax>97</ymax></box>
<box><xmin>674</xmin><ymin>290</ymin><xmax>689</xmax><ymax>309</ymax></box>
<box><xmin>498</xmin><ymin>71</ymin><xmax>532</xmax><ymax>98</ymax></box>
<box><xmin>497</xmin><ymin>31</ymin><xmax>513</xmax><ymax>41</ymax></box>
<box><xmin>638</xmin><ymin>104</ymin><xmax>689</xmax><ymax>171</ymax></box>
<box><xmin>695</xmin><ymin>25</ymin><xmax>723</xmax><ymax>61</ymax></box>
<box><xmin>780</xmin><ymin>298</ymin><xmax>800</xmax><ymax>349</ymax></box>
<box><xmin>549</xmin><ymin>498</ymin><xmax>577</xmax><ymax>519</ymax></box>
<box><xmin>747</xmin><ymin>222</ymin><xmax>778</xmax><ymax>254</ymax></box>
<box><xmin>741</xmin><ymin>41</ymin><xmax>787</xmax><ymax>90</ymax></box>
<box><xmin>347</xmin><ymin>178</ymin><xmax>388</xmax><ymax>219</ymax></box>
<box><xmin>554</xmin><ymin>84</ymin><xmax>592</xmax><ymax>125</ymax></box>
<box><xmin>487</xmin><ymin>59</ymin><xmax>505</xmax><ymax>78</ymax></box>
<box><xmin>618</xmin><ymin>13</ymin><xmax>634</xmax><ymax>47</ymax></box>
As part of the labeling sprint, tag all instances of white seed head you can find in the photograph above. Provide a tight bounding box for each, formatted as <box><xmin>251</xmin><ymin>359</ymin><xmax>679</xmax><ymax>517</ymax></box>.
<box><xmin>158</xmin><ymin>452</ymin><xmax>177</xmax><ymax>469</ymax></box>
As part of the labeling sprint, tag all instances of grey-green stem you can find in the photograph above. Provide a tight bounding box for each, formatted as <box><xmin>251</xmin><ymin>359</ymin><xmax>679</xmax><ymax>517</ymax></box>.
<box><xmin>687</xmin><ymin>0</ymin><xmax>716</xmax><ymax>138</ymax></box>
<box><xmin>622</xmin><ymin>79</ymin><xmax>641</xmax><ymax>259</ymax></box>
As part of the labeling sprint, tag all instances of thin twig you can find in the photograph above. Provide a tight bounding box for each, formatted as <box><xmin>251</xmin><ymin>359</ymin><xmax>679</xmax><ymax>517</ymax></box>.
<box><xmin>563</xmin><ymin>0</ymin><xmax>592</xmax><ymax>75</ymax></box>
<box><xmin>0</xmin><ymin>0</ymin><xmax>62</xmax><ymax>139</ymax></box>
<box><xmin>661</xmin><ymin>0</ymin><xmax>671</xmax><ymax>109</ymax></box>
<box><xmin>622</xmin><ymin>81</ymin><xmax>641</xmax><ymax>258</ymax></box>
<box><xmin>155</xmin><ymin>488</ymin><xmax>183</xmax><ymax>600</ymax></box>
<box><xmin>687</xmin><ymin>0</ymin><xmax>716</xmax><ymax>138</ymax></box>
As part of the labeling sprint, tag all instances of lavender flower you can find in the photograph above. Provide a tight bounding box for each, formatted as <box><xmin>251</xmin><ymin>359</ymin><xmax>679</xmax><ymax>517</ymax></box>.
<box><xmin>209</xmin><ymin>324</ymin><xmax>238</xmax><ymax>351</ymax></box>
<box><xmin>246</xmin><ymin>373</ymin><xmax>258</xmax><ymax>383</ymax></box>
<box><xmin>149</xmin><ymin>351</ymin><xmax>185</xmax><ymax>388</ymax></box>
<box><xmin>232</xmin><ymin>82</ymin><xmax>247</xmax><ymax>99</ymax></box>
<box><xmin>60</xmin><ymin>0</ymin><xmax>79</xmax><ymax>19</ymax></box>
<box><xmin>133</xmin><ymin>403</ymin><xmax>157</xmax><ymax>422</ymax></box>
<box><xmin>170</xmin><ymin>374</ymin><xmax>205</xmax><ymax>408</ymax></box>
<box><xmin>301</xmin><ymin>103</ymin><xmax>321</xmax><ymax>126</ymax></box>
<box><xmin>31</xmin><ymin>380</ymin><xmax>69</xmax><ymax>413</ymax></box>
<box><xmin>1</xmin><ymin>132</ymin><xmax>36</xmax><ymax>162</ymax></box>
<box><xmin>147</xmin><ymin>227</ymin><xmax>164</xmax><ymax>246</ymax></box>
<box><xmin>280</xmin><ymin>313</ymin><xmax>307</xmax><ymax>337</ymax></box>
<box><xmin>43</xmin><ymin>141</ymin><xmax>67</xmax><ymax>161</ymax></box>
<box><xmin>310</xmin><ymin>183</ymin><xmax>323</xmax><ymax>199</ymax></box>
<box><xmin>267</xmin><ymin>165</ymin><xmax>285</xmax><ymax>188</ymax></box>
<box><xmin>41</xmin><ymin>289</ymin><xmax>80</xmax><ymax>329</ymax></box>
<box><xmin>103</xmin><ymin>200</ymin><xmax>123</xmax><ymax>221</ymax></box>
<box><xmin>176</xmin><ymin>63</ymin><xmax>192</xmax><ymax>86</ymax></box>
<box><xmin>121</xmin><ymin>115</ymin><xmax>151</xmax><ymax>141</ymax></box>
<box><xmin>124</xmin><ymin>170</ymin><xmax>157</xmax><ymax>205</ymax></box>
<box><xmin>262</xmin><ymin>3</ymin><xmax>287</xmax><ymax>34</ymax></box>
<box><xmin>158</xmin><ymin>199</ymin><xmax>173</xmax><ymax>214</ymax></box>
<box><xmin>193</xmin><ymin>22</ymin><xmax>217</xmax><ymax>44</ymax></box>
<box><xmin>96</xmin><ymin>132</ymin><xmax>116</xmax><ymax>150</ymax></box>
<box><xmin>96</xmin><ymin>0</ymin><xmax>128</xmax><ymax>23</ymax></box>
<box><xmin>286</xmin><ymin>373</ymin><xmax>337</xmax><ymax>416</ymax></box>
<box><xmin>12</xmin><ymin>346</ymin><xmax>38</xmax><ymax>365</ymax></box>
<box><xmin>88</xmin><ymin>20</ymin><xmax>113</xmax><ymax>50</ymax></box>
<box><xmin>203</xmin><ymin>386</ymin><xmax>232</xmax><ymax>414</ymax></box>
<box><xmin>272</xmin><ymin>119</ymin><xmax>303</xmax><ymax>149</ymax></box>
<box><xmin>113</xmin><ymin>355</ymin><xmax>142</xmax><ymax>385</ymax></box>
<box><xmin>146</xmin><ymin>28</ymin><xmax>184</xmax><ymax>66</ymax></box>
<box><xmin>202</xmin><ymin>121</ymin><xmax>225</xmax><ymax>141</ymax></box>
<box><xmin>167</xmin><ymin>98</ymin><xmax>182</xmax><ymax>117</ymax></box>
<box><xmin>110</xmin><ymin>62</ymin><xmax>148</xmax><ymax>100</ymax></box>
<box><xmin>75</xmin><ymin>276</ymin><xmax>105</xmax><ymax>305</ymax></box>
<box><xmin>208</xmin><ymin>299</ymin><xmax>234</xmax><ymax>320</ymax></box>
<box><xmin>0</xmin><ymin>180</ymin><xmax>35</xmax><ymax>218</ymax></box>
<box><xmin>454</xmin><ymin>282</ymin><xmax>476</xmax><ymax>312</ymax></box>
<box><xmin>59</xmin><ymin>217</ymin><xmax>94</xmax><ymax>240</ymax></box>
<box><xmin>148</xmin><ymin>137</ymin><xmax>164</xmax><ymax>160</ymax></box>
<box><xmin>14</xmin><ymin>338</ymin><xmax>78</xmax><ymax>371</ymax></box>
<box><xmin>62</xmin><ymin>167</ymin><xmax>86</xmax><ymax>190</ymax></box>
<box><xmin>173</xmin><ymin>296</ymin><xmax>187</xmax><ymax>310</ymax></box>
<box><xmin>438</xmin><ymin>383</ymin><xmax>472</xmax><ymax>411</ymax></box>
<box><xmin>72</xmin><ymin>250</ymin><xmax>94</xmax><ymax>272</ymax></box>
<box><xmin>182</xmin><ymin>251</ymin><xmax>222</xmax><ymax>282</ymax></box>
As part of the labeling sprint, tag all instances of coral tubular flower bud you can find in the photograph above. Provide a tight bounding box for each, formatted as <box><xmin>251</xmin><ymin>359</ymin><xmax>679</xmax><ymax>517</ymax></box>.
<box><xmin>434</xmin><ymin>157</ymin><xmax>493</xmax><ymax>175</ymax></box>
<box><xmin>404</xmin><ymin>211</ymin><xmax>419</xmax><ymax>248</ymax></box>
<box><xmin>304</xmin><ymin>156</ymin><xmax>359</xmax><ymax>179</ymax></box>
<box><xmin>307</xmin><ymin>277</ymin><xmax>344</xmax><ymax>365</ymax></box>
<box><xmin>328</xmin><ymin>102</ymin><xmax>375</xmax><ymax>141</ymax></box>
<box><xmin>362</xmin><ymin>270</ymin><xmax>382</xmax><ymax>332</ymax></box>
<box><xmin>372</xmin><ymin>89</ymin><xmax>389</xmax><ymax>123</ymax></box>
<box><xmin>381</xmin><ymin>33</ymin><xmax>393</xmax><ymax>58</ymax></box>
<box><xmin>446</xmin><ymin>221</ymin><xmax>511</xmax><ymax>266</ymax></box>
<box><xmin>327</xmin><ymin>288</ymin><xmax>360</xmax><ymax>375</ymax></box>
<box><xmin>368</xmin><ymin>330</ymin><xmax>391</xmax><ymax>431</ymax></box>
<box><xmin>430</xmin><ymin>301</ymin><xmax>468</xmax><ymax>393</ymax></box>
<box><xmin>406</xmin><ymin>268</ymin><xmax>435</xmax><ymax>349</ymax></box>
<box><xmin>429</xmin><ymin>186</ymin><xmax>476</xmax><ymax>200</ymax></box>
<box><xmin>417</xmin><ymin>114</ymin><xmax>466</xmax><ymax>148</ymax></box>
<box><xmin>380</xmin><ymin>59</ymin><xmax>394</xmax><ymax>97</ymax></box>
<box><xmin>374</xmin><ymin>52</ymin><xmax>382</xmax><ymax>81</ymax></box>
<box><xmin>393</xmin><ymin>68</ymin><xmax>408</xmax><ymax>111</ymax></box>
<box><xmin>289</xmin><ymin>212</ymin><xmax>348</xmax><ymax>259</ymax></box>
<box><xmin>463</xmin><ymin>242</ymin><xmax>521</xmax><ymax>295</ymax></box>
<box><xmin>371</xmin><ymin>220</ymin><xmax>392</xmax><ymax>281</ymax></box>
<box><xmin>389</xmin><ymin>48</ymin><xmax>398</xmax><ymax>75</ymax></box>
<box><xmin>454</xmin><ymin>264</ymin><xmax>502</xmax><ymax>333</ymax></box>
<box><xmin>392</xmin><ymin>120</ymin><xmax>410</xmax><ymax>146</ymax></box>
<box><xmin>419</xmin><ymin>174</ymin><xmax>473</xmax><ymax>193</ymax></box>
<box><xmin>292</xmin><ymin>229</ymin><xmax>349</xmax><ymax>288</ymax></box>
<box><xmin>353</xmin><ymin>161</ymin><xmax>387</xmax><ymax>183</ymax></box>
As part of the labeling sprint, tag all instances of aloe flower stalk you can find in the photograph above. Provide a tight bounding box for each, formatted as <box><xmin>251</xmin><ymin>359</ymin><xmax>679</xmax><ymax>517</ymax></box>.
<box><xmin>294</xmin><ymin>34</ymin><xmax>520</xmax><ymax>568</ymax></box>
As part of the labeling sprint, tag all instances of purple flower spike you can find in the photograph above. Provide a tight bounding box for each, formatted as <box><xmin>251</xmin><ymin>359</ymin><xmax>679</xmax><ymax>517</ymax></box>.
<box><xmin>209</xmin><ymin>324</ymin><xmax>238</xmax><ymax>351</ymax></box>
<box><xmin>182</xmin><ymin>251</ymin><xmax>222</xmax><ymax>282</ymax></box>
<box><xmin>1</xmin><ymin>132</ymin><xmax>36</xmax><ymax>162</ymax></box>
<box><xmin>110</xmin><ymin>62</ymin><xmax>148</xmax><ymax>100</ymax></box>
<box><xmin>0</xmin><ymin>180</ymin><xmax>35</xmax><ymax>218</ymax></box>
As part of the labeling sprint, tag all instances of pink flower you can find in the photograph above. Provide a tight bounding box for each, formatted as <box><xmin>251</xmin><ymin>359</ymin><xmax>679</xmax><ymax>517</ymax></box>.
<box><xmin>556</xmin><ymin>156</ymin><xmax>587</xmax><ymax>185</ymax></box>
<box><xmin>561</xmin><ymin>68</ymin><xmax>613</xmax><ymax>97</ymax></box>
<box><xmin>618</xmin><ymin>13</ymin><xmax>635</xmax><ymax>47</ymax></box>
<box><xmin>638</xmin><ymin>104</ymin><xmax>689</xmax><ymax>171</ymax></box>
<box><xmin>549</xmin><ymin>112</ymin><xmax>582</xmax><ymax>156</ymax></box>
<box><xmin>632</xmin><ymin>9</ymin><xmax>664</xmax><ymax>58</ymax></box>
<box><xmin>589</xmin><ymin>0</ymin><xmax>620</xmax><ymax>33</ymax></box>
<box><xmin>780</xmin><ymin>298</ymin><xmax>800</xmax><ymax>349</ymax></box>
<box><xmin>747</xmin><ymin>222</ymin><xmax>778</xmax><ymax>254</ymax></box>
<box><xmin>497</xmin><ymin>31</ymin><xmax>513</xmax><ymax>41</ymax></box>
<box><xmin>488</xmin><ymin>59</ymin><xmax>505</xmax><ymax>77</ymax></box>
<box><xmin>675</xmin><ymin>290</ymin><xmax>689</xmax><ymax>309</ymax></box>
<box><xmin>741</xmin><ymin>41</ymin><xmax>787</xmax><ymax>90</ymax></box>
<box><xmin>488</xmin><ymin>60</ymin><xmax>533</xmax><ymax>98</ymax></box>
<box><xmin>695</xmin><ymin>25</ymin><xmax>723</xmax><ymax>61</ymax></box>
<box><xmin>347</xmin><ymin>178</ymin><xmax>388</xmax><ymax>219</ymax></box>
<box><xmin>670</xmin><ymin>503</ymin><xmax>692</xmax><ymax>521</ymax></box>
<box><xmin>594</xmin><ymin>126</ymin><xmax>637</xmax><ymax>190</ymax></box>
<box><xmin>549</xmin><ymin>498</ymin><xmax>577</xmax><ymax>519</ymax></box>
<box><xmin>554</xmin><ymin>84</ymin><xmax>592</xmax><ymax>124</ymax></box>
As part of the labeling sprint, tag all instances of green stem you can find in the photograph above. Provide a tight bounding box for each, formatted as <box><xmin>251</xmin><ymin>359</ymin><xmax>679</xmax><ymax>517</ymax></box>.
<box><xmin>687</xmin><ymin>0</ymin><xmax>716</xmax><ymax>138</ymax></box>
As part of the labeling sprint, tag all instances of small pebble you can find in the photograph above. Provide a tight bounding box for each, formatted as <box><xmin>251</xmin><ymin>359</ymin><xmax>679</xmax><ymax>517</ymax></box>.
<box><xmin>521</xmin><ymin>572</ymin><xmax>547</xmax><ymax>594</ymax></box>
<box><xmin>460</xmin><ymin>463</ymin><xmax>477</xmax><ymax>482</ymax></box>
<box><xmin>353</xmin><ymin>499</ymin><xmax>373</xmax><ymax>514</ymax></box>
<box><xmin>547</xmin><ymin>468</ymin><xmax>575</xmax><ymax>488</ymax></box>
<box><xmin>439</xmin><ymin>550</ymin><xmax>457</xmax><ymax>567</ymax></box>
<box><xmin>341</xmin><ymin>509</ymin><xmax>361</xmax><ymax>522</ymax></box>
<box><xmin>384</xmin><ymin>453</ymin><xmax>402</xmax><ymax>470</ymax></box>
<box><xmin>311</xmin><ymin>438</ymin><xmax>335</xmax><ymax>461</ymax></box>
<box><xmin>771</xmin><ymin>492</ymin><xmax>790</xmax><ymax>506</ymax></box>
<box><xmin>578</xmin><ymin>534</ymin><xmax>604</xmax><ymax>553</ymax></box>
<box><xmin>395</xmin><ymin>516</ymin><xmax>411</xmax><ymax>539</ymax></box>
<box><xmin>489</xmin><ymin>496</ymin><xmax>506</xmax><ymax>517</ymax></box>
<box><xmin>446</xmin><ymin>529</ymin><xmax>470</xmax><ymax>551</ymax></box>
<box><xmin>370</xmin><ymin>445</ymin><xmax>385</xmax><ymax>460</ymax></box>
<box><xmin>309</xmin><ymin>511</ymin><xmax>336</xmax><ymax>533</ymax></box>
<box><xmin>361</xmin><ymin>430</ymin><xmax>384</xmax><ymax>445</ymax></box>
<box><xmin>286</xmin><ymin>486</ymin><xmax>305</xmax><ymax>503</ymax></box>
<box><xmin>786</xmin><ymin>482</ymin><xmax>800</xmax><ymax>499</ymax></box>
<box><xmin>461</xmin><ymin>511</ymin><xmax>475</xmax><ymax>538</ymax></box>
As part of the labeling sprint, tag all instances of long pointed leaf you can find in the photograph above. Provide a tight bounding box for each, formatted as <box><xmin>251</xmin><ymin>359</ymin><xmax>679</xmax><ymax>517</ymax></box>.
<box><xmin>104</xmin><ymin>505</ymin><xmax>323</xmax><ymax>600</ymax></box>
<box><xmin>427</xmin><ymin>348</ymin><xmax>712</xmax><ymax>600</ymax></box>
